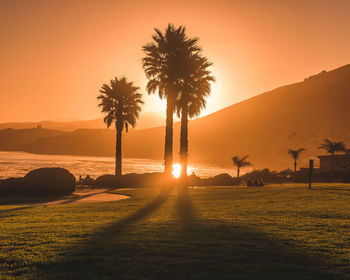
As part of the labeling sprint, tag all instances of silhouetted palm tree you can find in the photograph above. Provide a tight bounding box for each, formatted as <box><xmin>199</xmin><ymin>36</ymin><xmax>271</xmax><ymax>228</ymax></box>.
<box><xmin>232</xmin><ymin>155</ymin><xmax>252</xmax><ymax>178</ymax></box>
<box><xmin>288</xmin><ymin>148</ymin><xmax>305</xmax><ymax>172</ymax></box>
<box><xmin>97</xmin><ymin>77</ymin><xmax>143</xmax><ymax>176</ymax></box>
<box><xmin>319</xmin><ymin>138</ymin><xmax>345</xmax><ymax>172</ymax></box>
<box><xmin>142</xmin><ymin>24</ymin><xmax>200</xmax><ymax>175</ymax></box>
<box><xmin>176</xmin><ymin>52</ymin><xmax>215</xmax><ymax>180</ymax></box>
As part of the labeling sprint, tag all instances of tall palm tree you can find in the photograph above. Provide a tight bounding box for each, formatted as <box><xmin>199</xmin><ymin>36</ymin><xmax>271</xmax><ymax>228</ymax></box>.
<box><xmin>97</xmin><ymin>77</ymin><xmax>143</xmax><ymax>176</ymax></box>
<box><xmin>319</xmin><ymin>138</ymin><xmax>346</xmax><ymax>172</ymax></box>
<box><xmin>176</xmin><ymin>52</ymin><xmax>215</xmax><ymax>180</ymax></box>
<box><xmin>288</xmin><ymin>148</ymin><xmax>305</xmax><ymax>172</ymax></box>
<box><xmin>142</xmin><ymin>24</ymin><xmax>200</xmax><ymax>175</ymax></box>
<box><xmin>232</xmin><ymin>155</ymin><xmax>252</xmax><ymax>178</ymax></box>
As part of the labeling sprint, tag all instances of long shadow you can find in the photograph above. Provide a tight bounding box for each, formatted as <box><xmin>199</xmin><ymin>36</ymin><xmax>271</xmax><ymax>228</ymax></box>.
<box><xmin>173</xmin><ymin>188</ymin><xmax>347</xmax><ymax>279</ymax></box>
<box><xmin>0</xmin><ymin>206</ymin><xmax>34</xmax><ymax>220</ymax></box>
<box><xmin>312</xmin><ymin>188</ymin><xmax>350</xmax><ymax>197</ymax></box>
<box><xmin>56</xmin><ymin>189</ymin><xmax>111</xmax><ymax>204</ymax></box>
<box><xmin>27</xmin><ymin>187</ymin><xmax>348</xmax><ymax>279</ymax></box>
<box><xmin>176</xmin><ymin>186</ymin><xmax>199</xmax><ymax>227</ymax></box>
<box><xmin>34</xmin><ymin>188</ymin><xmax>170</xmax><ymax>279</ymax></box>
<box><xmin>97</xmin><ymin>187</ymin><xmax>169</xmax><ymax>234</ymax></box>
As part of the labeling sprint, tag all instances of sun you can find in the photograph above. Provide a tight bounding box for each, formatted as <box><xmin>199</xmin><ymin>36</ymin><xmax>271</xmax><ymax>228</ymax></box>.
<box><xmin>172</xmin><ymin>163</ymin><xmax>181</xmax><ymax>179</ymax></box>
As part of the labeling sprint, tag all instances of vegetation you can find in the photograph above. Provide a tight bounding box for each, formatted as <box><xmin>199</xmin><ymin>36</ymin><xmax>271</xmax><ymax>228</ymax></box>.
<box><xmin>0</xmin><ymin>168</ymin><xmax>75</xmax><ymax>196</ymax></box>
<box><xmin>0</xmin><ymin>185</ymin><xmax>349</xmax><ymax>279</ymax></box>
<box><xmin>176</xmin><ymin>52</ymin><xmax>215</xmax><ymax>181</ymax></box>
<box><xmin>288</xmin><ymin>148</ymin><xmax>305</xmax><ymax>172</ymax></box>
<box><xmin>319</xmin><ymin>139</ymin><xmax>346</xmax><ymax>172</ymax></box>
<box><xmin>94</xmin><ymin>173</ymin><xmax>175</xmax><ymax>188</ymax></box>
<box><xmin>232</xmin><ymin>155</ymin><xmax>252</xmax><ymax>178</ymax></box>
<box><xmin>98</xmin><ymin>77</ymin><xmax>143</xmax><ymax>176</ymax></box>
<box><xmin>142</xmin><ymin>24</ymin><xmax>200</xmax><ymax>175</ymax></box>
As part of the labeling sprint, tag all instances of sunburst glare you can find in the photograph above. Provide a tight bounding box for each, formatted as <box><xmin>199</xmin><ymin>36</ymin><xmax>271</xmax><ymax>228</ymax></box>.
<box><xmin>172</xmin><ymin>163</ymin><xmax>181</xmax><ymax>178</ymax></box>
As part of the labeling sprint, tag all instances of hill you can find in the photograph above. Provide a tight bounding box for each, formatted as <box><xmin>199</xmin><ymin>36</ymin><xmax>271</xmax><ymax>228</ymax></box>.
<box><xmin>1</xmin><ymin>64</ymin><xmax>350</xmax><ymax>170</ymax></box>
<box><xmin>0</xmin><ymin>112</ymin><xmax>164</xmax><ymax>131</ymax></box>
<box><xmin>125</xmin><ymin>64</ymin><xmax>350</xmax><ymax>170</ymax></box>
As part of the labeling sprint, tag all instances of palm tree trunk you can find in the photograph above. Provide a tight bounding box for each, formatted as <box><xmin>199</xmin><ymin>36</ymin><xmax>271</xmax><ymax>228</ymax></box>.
<box><xmin>115</xmin><ymin>122</ymin><xmax>122</xmax><ymax>176</ymax></box>
<box><xmin>237</xmin><ymin>168</ymin><xmax>240</xmax><ymax>178</ymax></box>
<box><xmin>164</xmin><ymin>99</ymin><xmax>174</xmax><ymax>175</ymax></box>
<box><xmin>294</xmin><ymin>160</ymin><xmax>297</xmax><ymax>173</ymax></box>
<box><xmin>180</xmin><ymin>103</ymin><xmax>189</xmax><ymax>182</ymax></box>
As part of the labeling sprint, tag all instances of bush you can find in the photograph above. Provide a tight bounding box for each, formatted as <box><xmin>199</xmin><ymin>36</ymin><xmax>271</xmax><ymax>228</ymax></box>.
<box><xmin>0</xmin><ymin>177</ymin><xmax>24</xmax><ymax>195</ymax></box>
<box><xmin>200</xmin><ymin>173</ymin><xmax>238</xmax><ymax>186</ymax></box>
<box><xmin>94</xmin><ymin>174</ymin><xmax>119</xmax><ymax>188</ymax></box>
<box><xmin>0</xmin><ymin>168</ymin><xmax>76</xmax><ymax>196</ymax></box>
<box><xmin>23</xmin><ymin>167</ymin><xmax>76</xmax><ymax>195</ymax></box>
<box><xmin>95</xmin><ymin>172</ymin><xmax>174</xmax><ymax>188</ymax></box>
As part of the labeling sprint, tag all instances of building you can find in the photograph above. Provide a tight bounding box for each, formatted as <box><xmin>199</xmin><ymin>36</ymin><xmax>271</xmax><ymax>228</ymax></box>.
<box><xmin>317</xmin><ymin>149</ymin><xmax>350</xmax><ymax>171</ymax></box>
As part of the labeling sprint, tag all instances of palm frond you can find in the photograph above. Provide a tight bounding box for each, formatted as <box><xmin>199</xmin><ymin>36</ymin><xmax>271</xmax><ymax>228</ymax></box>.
<box><xmin>97</xmin><ymin>76</ymin><xmax>144</xmax><ymax>132</ymax></box>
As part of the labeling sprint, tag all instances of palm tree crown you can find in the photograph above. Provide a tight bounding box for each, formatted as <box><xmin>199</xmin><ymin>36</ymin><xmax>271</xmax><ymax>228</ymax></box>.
<box><xmin>319</xmin><ymin>138</ymin><xmax>346</xmax><ymax>173</ymax></box>
<box><xmin>319</xmin><ymin>139</ymin><xmax>345</xmax><ymax>155</ymax></box>
<box><xmin>143</xmin><ymin>24</ymin><xmax>200</xmax><ymax>100</ymax></box>
<box><xmin>232</xmin><ymin>155</ymin><xmax>252</xmax><ymax>178</ymax></box>
<box><xmin>288</xmin><ymin>148</ymin><xmax>305</xmax><ymax>172</ymax></box>
<box><xmin>176</xmin><ymin>53</ymin><xmax>215</xmax><ymax>118</ymax></box>
<box><xmin>288</xmin><ymin>148</ymin><xmax>305</xmax><ymax>160</ymax></box>
<box><xmin>97</xmin><ymin>77</ymin><xmax>143</xmax><ymax>175</ymax></box>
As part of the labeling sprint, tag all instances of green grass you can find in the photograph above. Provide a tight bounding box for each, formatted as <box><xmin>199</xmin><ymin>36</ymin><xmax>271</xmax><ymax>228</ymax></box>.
<box><xmin>0</xmin><ymin>184</ymin><xmax>350</xmax><ymax>279</ymax></box>
<box><xmin>0</xmin><ymin>193</ymin><xmax>79</xmax><ymax>205</ymax></box>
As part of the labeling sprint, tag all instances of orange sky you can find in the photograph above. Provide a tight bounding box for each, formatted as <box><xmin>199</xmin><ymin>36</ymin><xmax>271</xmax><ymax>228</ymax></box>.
<box><xmin>1</xmin><ymin>0</ymin><xmax>350</xmax><ymax>123</ymax></box>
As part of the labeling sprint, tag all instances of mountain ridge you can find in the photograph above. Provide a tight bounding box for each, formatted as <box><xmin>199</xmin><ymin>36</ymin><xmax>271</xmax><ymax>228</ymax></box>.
<box><xmin>1</xmin><ymin>64</ymin><xmax>349</xmax><ymax>170</ymax></box>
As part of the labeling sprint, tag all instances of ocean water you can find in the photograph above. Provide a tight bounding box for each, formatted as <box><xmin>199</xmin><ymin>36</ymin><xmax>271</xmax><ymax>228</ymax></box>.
<box><xmin>0</xmin><ymin>151</ymin><xmax>234</xmax><ymax>179</ymax></box>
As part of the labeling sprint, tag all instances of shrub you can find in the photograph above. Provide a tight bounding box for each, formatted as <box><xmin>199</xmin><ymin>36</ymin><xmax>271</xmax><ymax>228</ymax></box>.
<box><xmin>200</xmin><ymin>173</ymin><xmax>238</xmax><ymax>186</ymax></box>
<box><xmin>95</xmin><ymin>172</ymin><xmax>174</xmax><ymax>188</ymax></box>
<box><xmin>23</xmin><ymin>167</ymin><xmax>76</xmax><ymax>195</ymax></box>
<box><xmin>94</xmin><ymin>174</ymin><xmax>119</xmax><ymax>188</ymax></box>
<box><xmin>0</xmin><ymin>177</ymin><xmax>24</xmax><ymax>195</ymax></box>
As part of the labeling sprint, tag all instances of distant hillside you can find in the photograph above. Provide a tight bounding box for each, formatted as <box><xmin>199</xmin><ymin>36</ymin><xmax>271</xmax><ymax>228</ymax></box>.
<box><xmin>121</xmin><ymin>64</ymin><xmax>350</xmax><ymax>169</ymax></box>
<box><xmin>0</xmin><ymin>112</ymin><xmax>164</xmax><ymax>131</ymax></box>
<box><xmin>1</xmin><ymin>64</ymin><xmax>350</xmax><ymax>170</ymax></box>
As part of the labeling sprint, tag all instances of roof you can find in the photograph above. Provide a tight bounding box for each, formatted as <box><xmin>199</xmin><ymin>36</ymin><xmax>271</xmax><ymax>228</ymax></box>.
<box><xmin>317</xmin><ymin>153</ymin><xmax>350</xmax><ymax>159</ymax></box>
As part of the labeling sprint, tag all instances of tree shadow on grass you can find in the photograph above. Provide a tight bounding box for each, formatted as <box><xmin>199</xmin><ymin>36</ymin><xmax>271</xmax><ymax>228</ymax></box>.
<box><xmin>312</xmin><ymin>188</ymin><xmax>350</xmax><ymax>197</ymax></box>
<box><xmin>31</xmin><ymin>187</ymin><xmax>348</xmax><ymax>280</ymax></box>
<box><xmin>34</xmin><ymin>188</ymin><xmax>170</xmax><ymax>279</ymax></box>
<box><xmin>173</xmin><ymin>187</ymin><xmax>347</xmax><ymax>280</ymax></box>
<box><xmin>0</xmin><ymin>206</ymin><xmax>34</xmax><ymax>220</ymax></box>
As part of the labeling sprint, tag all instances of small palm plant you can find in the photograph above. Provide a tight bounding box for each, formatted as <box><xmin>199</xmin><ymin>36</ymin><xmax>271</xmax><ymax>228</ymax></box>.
<box><xmin>97</xmin><ymin>77</ymin><xmax>143</xmax><ymax>176</ymax></box>
<box><xmin>288</xmin><ymin>148</ymin><xmax>305</xmax><ymax>172</ymax></box>
<box><xmin>319</xmin><ymin>138</ymin><xmax>345</xmax><ymax>172</ymax></box>
<box><xmin>232</xmin><ymin>155</ymin><xmax>252</xmax><ymax>178</ymax></box>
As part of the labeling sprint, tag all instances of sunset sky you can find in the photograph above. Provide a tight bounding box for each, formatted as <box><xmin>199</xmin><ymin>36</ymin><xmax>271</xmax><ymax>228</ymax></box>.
<box><xmin>1</xmin><ymin>0</ymin><xmax>350</xmax><ymax>123</ymax></box>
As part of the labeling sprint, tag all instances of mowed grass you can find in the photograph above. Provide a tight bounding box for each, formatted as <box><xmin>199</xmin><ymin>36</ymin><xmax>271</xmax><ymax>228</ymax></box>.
<box><xmin>0</xmin><ymin>184</ymin><xmax>350</xmax><ymax>279</ymax></box>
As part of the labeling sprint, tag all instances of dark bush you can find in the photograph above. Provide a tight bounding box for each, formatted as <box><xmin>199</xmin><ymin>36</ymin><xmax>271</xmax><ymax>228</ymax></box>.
<box><xmin>0</xmin><ymin>177</ymin><xmax>24</xmax><ymax>195</ymax></box>
<box><xmin>200</xmin><ymin>173</ymin><xmax>238</xmax><ymax>186</ymax></box>
<box><xmin>94</xmin><ymin>174</ymin><xmax>119</xmax><ymax>188</ymax></box>
<box><xmin>23</xmin><ymin>167</ymin><xmax>76</xmax><ymax>195</ymax></box>
<box><xmin>95</xmin><ymin>172</ymin><xmax>174</xmax><ymax>188</ymax></box>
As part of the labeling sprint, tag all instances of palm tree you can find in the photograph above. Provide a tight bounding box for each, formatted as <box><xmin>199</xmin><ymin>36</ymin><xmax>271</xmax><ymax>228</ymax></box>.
<box><xmin>232</xmin><ymin>155</ymin><xmax>252</xmax><ymax>178</ymax></box>
<box><xmin>176</xmin><ymin>52</ymin><xmax>215</xmax><ymax>180</ymax></box>
<box><xmin>319</xmin><ymin>138</ymin><xmax>346</xmax><ymax>172</ymax></box>
<box><xmin>142</xmin><ymin>24</ymin><xmax>200</xmax><ymax>175</ymax></box>
<box><xmin>288</xmin><ymin>148</ymin><xmax>305</xmax><ymax>172</ymax></box>
<box><xmin>97</xmin><ymin>77</ymin><xmax>143</xmax><ymax>176</ymax></box>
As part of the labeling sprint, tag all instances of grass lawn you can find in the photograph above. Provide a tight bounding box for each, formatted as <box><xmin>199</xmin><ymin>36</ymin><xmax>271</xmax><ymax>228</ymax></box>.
<box><xmin>0</xmin><ymin>183</ymin><xmax>349</xmax><ymax>279</ymax></box>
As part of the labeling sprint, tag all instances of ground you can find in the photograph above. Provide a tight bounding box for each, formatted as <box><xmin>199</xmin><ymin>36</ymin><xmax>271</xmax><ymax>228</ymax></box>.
<box><xmin>0</xmin><ymin>183</ymin><xmax>349</xmax><ymax>279</ymax></box>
